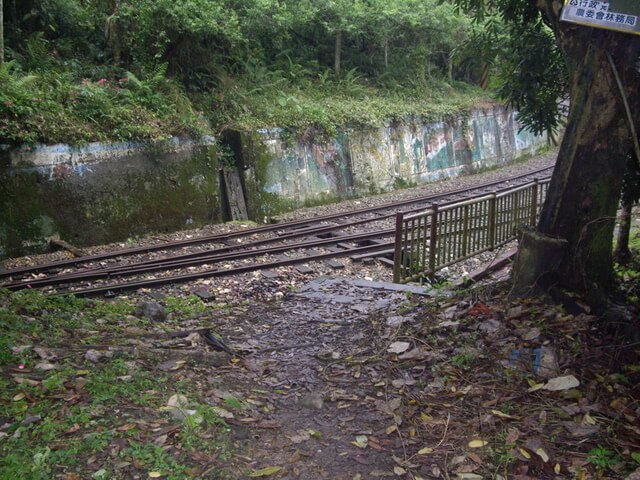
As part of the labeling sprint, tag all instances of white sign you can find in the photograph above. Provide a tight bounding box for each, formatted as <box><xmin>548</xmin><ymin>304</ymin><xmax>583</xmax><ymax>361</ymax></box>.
<box><xmin>561</xmin><ymin>0</ymin><xmax>640</xmax><ymax>35</ymax></box>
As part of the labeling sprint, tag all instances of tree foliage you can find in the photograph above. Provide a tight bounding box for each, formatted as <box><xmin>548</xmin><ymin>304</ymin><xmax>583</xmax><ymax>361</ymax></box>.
<box><xmin>454</xmin><ymin>0</ymin><xmax>640</xmax><ymax>305</ymax></box>
<box><xmin>0</xmin><ymin>0</ymin><xmax>488</xmax><ymax>144</ymax></box>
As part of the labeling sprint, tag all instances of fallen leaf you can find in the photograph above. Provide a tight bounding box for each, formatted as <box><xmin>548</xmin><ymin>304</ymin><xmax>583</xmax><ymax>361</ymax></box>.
<box><xmin>148</xmin><ymin>472</ymin><xmax>163</xmax><ymax>478</ymax></box>
<box><xmin>248</xmin><ymin>466</ymin><xmax>282</xmax><ymax>477</ymax></box>
<box><xmin>352</xmin><ymin>435</ymin><xmax>368</xmax><ymax>449</ymax></box>
<box><xmin>158</xmin><ymin>360</ymin><xmax>186</xmax><ymax>372</ymax></box>
<box><xmin>394</xmin><ymin>466</ymin><xmax>407</xmax><ymax>475</ymax></box>
<box><xmin>562</xmin><ymin>421</ymin><xmax>599</xmax><ymax>437</ymax></box>
<box><xmin>417</xmin><ymin>447</ymin><xmax>434</xmax><ymax>455</ymax></box>
<box><xmin>536</xmin><ymin>448</ymin><xmax>550</xmax><ymax>463</ymax></box>
<box><xmin>167</xmin><ymin>395</ymin><xmax>189</xmax><ymax>409</ymax></box>
<box><xmin>398</xmin><ymin>348</ymin><xmax>432</xmax><ymax>361</ymax></box>
<box><xmin>65</xmin><ymin>423</ymin><xmax>81</xmax><ymax>434</ymax></box>
<box><xmin>14</xmin><ymin>377</ymin><xmax>40</xmax><ymax>386</ymax></box>
<box><xmin>467</xmin><ymin>453</ymin><xmax>483</xmax><ymax>464</ymax></box>
<box><xmin>388</xmin><ymin>342</ymin><xmax>411</xmax><ymax>354</ymax></box>
<box><xmin>521</xmin><ymin>328</ymin><xmax>541</xmax><ymax>341</ymax></box>
<box><xmin>519</xmin><ymin>448</ymin><xmax>531</xmax><ymax>459</ymax></box>
<box><xmin>527</xmin><ymin>382</ymin><xmax>545</xmax><ymax>392</ymax></box>
<box><xmin>12</xmin><ymin>393</ymin><xmax>25</xmax><ymax>402</ymax></box>
<box><xmin>211</xmin><ymin>407</ymin><xmax>234</xmax><ymax>419</ymax></box>
<box><xmin>491</xmin><ymin>410</ymin><xmax>518</xmax><ymax>420</ymax></box>
<box><xmin>543</xmin><ymin>375</ymin><xmax>580</xmax><ymax>391</ymax></box>
<box><xmin>468</xmin><ymin>303</ymin><xmax>493</xmax><ymax>316</ymax></box>
<box><xmin>468</xmin><ymin>439</ymin><xmax>488</xmax><ymax>448</ymax></box>
<box><xmin>288</xmin><ymin>430</ymin><xmax>311</xmax><ymax>444</ymax></box>
<box><xmin>385</xmin><ymin>425</ymin><xmax>398</xmax><ymax>435</ymax></box>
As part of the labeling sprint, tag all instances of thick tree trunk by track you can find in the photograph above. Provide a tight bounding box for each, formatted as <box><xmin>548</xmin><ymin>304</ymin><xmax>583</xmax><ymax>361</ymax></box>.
<box><xmin>614</xmin><ymin>200</ymin><xmax>633</xmax><ymax>264</ymax></box>
<box><xmin>513</xmin><ymin>5</ymin><xmax>640</xmax><ymax>302</ymax></box>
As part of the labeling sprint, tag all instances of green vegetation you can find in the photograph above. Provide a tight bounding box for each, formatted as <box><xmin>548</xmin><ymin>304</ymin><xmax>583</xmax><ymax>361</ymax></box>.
<box><xmin>0</xmin><ymin>289</ymin><xmax>238</xmax><ymax>479</ymax></box>
<box><xmin>0</xmin><ymin>0</ymin><xmax>493</xmax><ymax>146</ymax></box>
<box><xmin>587</xmin><ymin>446</ymin><xmax>621</xmax><ymax>473</ymax></box>
<box><xmin>0</xmin><ymin>60</ymin><xmax>208</xmax><ymax>144</ymax></box>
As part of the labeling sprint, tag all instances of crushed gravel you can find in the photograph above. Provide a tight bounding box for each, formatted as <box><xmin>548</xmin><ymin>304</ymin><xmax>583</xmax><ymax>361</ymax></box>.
<box><xmin>1</xmin><ymin>149</ymin><xmax>557</xmax><ymax>301</ymax></box>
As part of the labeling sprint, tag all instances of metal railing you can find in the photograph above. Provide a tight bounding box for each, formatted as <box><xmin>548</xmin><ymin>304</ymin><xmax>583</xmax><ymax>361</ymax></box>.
<box><xmin>393</xmin><ymin>179</ymin><xmax>550</xmax><ymax>283</ymax></box>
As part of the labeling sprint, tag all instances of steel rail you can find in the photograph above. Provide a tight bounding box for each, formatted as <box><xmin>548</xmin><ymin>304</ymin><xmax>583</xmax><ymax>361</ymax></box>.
<box><xmin>0</xmin><ymin>165</ymin><xmax>554</xmax><ymax>280</ymax></box>
<box><xmin>3</xmin><ymin>229</ymin><xmax>397</xmax><ymax>291</ymax></box>
<box><xmin>3</xmin><ymin>172</ymin><xmax>553</xmax><ymax>292</ymax></box>
<box><xmin>57</xmin><ymin>242</ymin><xmax>398</xmax><ymax>297</ymax></box>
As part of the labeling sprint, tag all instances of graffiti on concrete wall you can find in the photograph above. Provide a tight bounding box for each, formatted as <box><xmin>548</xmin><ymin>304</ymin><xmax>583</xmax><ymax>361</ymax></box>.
<box><xmin>256</xmin><ymin>106</ymin><xmax>546</xmax><ymax>205</ymax></box>
<box><xmin>260</xmin><ymin>131</ymin><xmax>354</xmax><ymax>202</ymax></box>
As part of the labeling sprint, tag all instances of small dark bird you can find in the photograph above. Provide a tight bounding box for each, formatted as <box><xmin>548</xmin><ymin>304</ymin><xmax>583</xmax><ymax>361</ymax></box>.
<box><xmin>201</xmin><ymin>329</ymin><xmax>236</xmax><ymax>356</ymax></box>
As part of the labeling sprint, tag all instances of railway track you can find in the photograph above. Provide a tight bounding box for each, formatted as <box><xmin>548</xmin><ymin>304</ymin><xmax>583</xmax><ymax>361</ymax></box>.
<box><xmin>0</xmin><ymin>164</ymin><xmax>554</xmax><ymax>297</ymax></box>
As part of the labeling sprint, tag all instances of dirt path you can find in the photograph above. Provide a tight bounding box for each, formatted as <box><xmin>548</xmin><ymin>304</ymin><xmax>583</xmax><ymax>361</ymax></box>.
<box><xmin>219</xmin><ymin>277</ymin><xmax>431</xmax><ymax>479</ymax></box>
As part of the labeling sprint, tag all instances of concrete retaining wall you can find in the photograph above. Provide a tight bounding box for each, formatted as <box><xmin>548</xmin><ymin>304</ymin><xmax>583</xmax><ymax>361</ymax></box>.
<box><xmin>252</xmin><ymin>106</ymin><xmax>545</xmax><ymax>209</ymax></box>
<box><xmin>0</xmin><ymin>137</ymin><xmax>221</xmax><ymax>258</ymax></box>
<box><xmin>0</xmin><ymin>106</ymin><xmax>546</xmax><ymax>258</ymax></box>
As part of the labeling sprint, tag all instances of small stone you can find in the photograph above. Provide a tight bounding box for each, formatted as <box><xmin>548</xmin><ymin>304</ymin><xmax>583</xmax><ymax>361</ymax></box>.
<box><xmin>386</xmin><ymin>316</ymin><xmax>406</xmax><ymax>327</ymax></box>
<box><xmin>33</xmin><ymin>347</ymin><xmax>56</xmax><ymax>360</ymax></box>
<box><xmin>325</xmin><ymin>260</ymin><xmax>345</xmax><ymax>270</ymax></box>
<box><xmin>192</xmin><ymin>287</ymin><xmax>215</xmax><ymax>301</ymax></box>
<box><xmin>85</xmin><ymin>349</ymin><xmax>112</xmax><ymax>363</ymax></box>
<box><xmin>134</xmin><ymin>301</ymin><xmax>166</xmax><ymax>322</ymax></box>
<box><xmin>21</xmin><ymin>414</ymin><xmax>42</xmax><ymax>425</ymax></box>
<box><xmin>34</xmin><ymin>362</ymin><xmax>57</xmax><ymax>371</ymax></box>
<box><xmin>168</xmin><ymin>408</ymin><xmax>199</xmax><ymax>422</ymax></box>
<box><xmin>147</xmin><ymin>291</ymin><xmax>166</xmax><ymax>301</ymax></box>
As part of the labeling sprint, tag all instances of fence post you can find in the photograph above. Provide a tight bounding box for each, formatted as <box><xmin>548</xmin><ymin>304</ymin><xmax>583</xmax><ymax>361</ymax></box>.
<box><xmin>530</xmin><ymin>178</ymin><xmax>539</xmax><ymax>225</ymax></box>
<box><xmin>488</xmin><ymin>193</ymin><xmax>497</xmax><ymax>250</ymax></box>
<box><xmin>428</xmin><ymin>204</ymin><xmax>439</xmax><ymax>279</ymax></box>
<box><xmin>393</xmin><ymin>212</ymin><xmax>404</xmax><ymax>283</ymax></box>
<box><xmin>462</xmin><ymin>204</ymin><xmax>470</xmax><ymax>256</ymax></box>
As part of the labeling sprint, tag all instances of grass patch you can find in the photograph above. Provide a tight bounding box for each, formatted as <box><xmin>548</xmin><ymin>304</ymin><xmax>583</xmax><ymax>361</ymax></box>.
<box><xmin>0</xmin><ymin>289</ymin><xmax>240</xmax><ymax>479</ymax></box>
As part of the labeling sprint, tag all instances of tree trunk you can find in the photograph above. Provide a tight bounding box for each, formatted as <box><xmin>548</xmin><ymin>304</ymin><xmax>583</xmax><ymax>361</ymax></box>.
<box><xmin>334</xmin><ymin>30</ymin><xmax>342</xmax><ymax>75</ymax></box>
<box><xmin>512</xmin><ymin>4</ymin><xmax>640</xmax><ymax>301</ymax></box>
<box><xmin>384</xmin><ymin>37</ymin><xmax>388</xmax><ymax>68</ymax></box>
<box><xmin>479</xmin><ymin>62</ymin><xmax>488</xmax><ymax>89</ymax></box>
<box><xmin>1</xmin><ymin>0</ymin><xmax>5</xmax><ymax>65</ymax></box>
<box><xmin>614</xmin><ymin>199</ymin><xmax>633</xmax><ymax>264</ymax></box>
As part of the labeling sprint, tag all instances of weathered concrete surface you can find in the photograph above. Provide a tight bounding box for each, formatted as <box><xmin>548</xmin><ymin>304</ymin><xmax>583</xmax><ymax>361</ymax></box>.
<box><xmin>250</xmin><ymin>106</ymin><xmax>545</xmax><ymax>210</ymax></box>
<box><xmin>0</xmin><ymin>137</ymin><xmax>221</xmax><ymax>258</ymax></box>
<box><xmin>0</xmin><ymin>107</ymin><xmax>546</xmax><ymax>259</ymax></box>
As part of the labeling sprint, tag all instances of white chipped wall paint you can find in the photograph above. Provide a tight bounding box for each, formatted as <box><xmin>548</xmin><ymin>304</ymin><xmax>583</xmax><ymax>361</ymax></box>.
<box><xmin>256</xmin><ymin>106</ymin><xmax>546</xmax><ymax>204</ymax></box>
<box><xmin>2</xmin><ymin>136</ymin><xmax>216</xmax><ymax>176</ymax></box>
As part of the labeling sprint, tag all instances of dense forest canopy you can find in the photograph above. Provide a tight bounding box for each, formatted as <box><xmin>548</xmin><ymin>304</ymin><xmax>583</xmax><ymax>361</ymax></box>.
<box><xmin>0</xmin><ymin>0</ymin><xmax>515</xmax><ymax>145</ymax></box>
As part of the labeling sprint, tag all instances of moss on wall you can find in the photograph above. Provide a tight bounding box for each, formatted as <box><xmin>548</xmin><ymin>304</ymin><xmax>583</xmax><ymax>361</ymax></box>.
<box><xmin>0</xmin><ymin>145</ymin><xmax>221</xmax><ymax>258</ymax></box>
